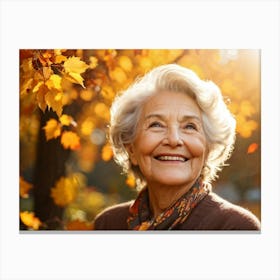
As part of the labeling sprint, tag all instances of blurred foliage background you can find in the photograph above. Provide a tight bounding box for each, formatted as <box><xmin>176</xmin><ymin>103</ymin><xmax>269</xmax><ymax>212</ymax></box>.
<box><xmin>19</xmin><ymin>49</ymin><xmax>260</xmax><ymax>230</ymax></box>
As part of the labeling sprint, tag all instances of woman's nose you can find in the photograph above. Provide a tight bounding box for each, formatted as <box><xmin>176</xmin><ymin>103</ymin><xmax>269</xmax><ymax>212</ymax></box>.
<box><xmin>163</xmin><ymin>126</ymin><xmax>183</xmax><ymax>147</ymax></box>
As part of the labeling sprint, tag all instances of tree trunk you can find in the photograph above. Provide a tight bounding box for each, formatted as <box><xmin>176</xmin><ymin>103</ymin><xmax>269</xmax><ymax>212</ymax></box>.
<box><xmin>33</xmin><ymin>109</ymin><xmax>70</xmax><ymax>230</ymax></box>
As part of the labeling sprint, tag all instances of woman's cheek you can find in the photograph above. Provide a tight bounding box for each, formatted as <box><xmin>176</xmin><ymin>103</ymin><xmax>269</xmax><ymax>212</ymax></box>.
<box><xmin>186</xmin><ymin>135</ymin><xmax>207</xmax><ymax>157</ymax></box>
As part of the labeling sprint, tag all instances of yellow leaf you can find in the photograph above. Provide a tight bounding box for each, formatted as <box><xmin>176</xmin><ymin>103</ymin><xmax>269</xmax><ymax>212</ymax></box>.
<box><xmin>34</xmin><ymin>83</ymin><xmax>48</xmax><ymax>112</ymax></box>
<box><xmin>64</xmin><ymin>56</ymin><xmax>89</xmax><ymax>74</ymax></box>
<box><xmin>59</xmin><ymin>114</ymin><xmax>73</xmax><ymax>126</ymax></box>
<box><xmin>55</xmin><ymin>54</ymin><xmax>67</xmax><ymax>64</ymax></box>
<box><xmin>89</xmin><ymin>56</ymin><xmax>98</xmax><ymax>69</ymax></box>
<box><xmin>20</xmin><ymin>176</ymin><xmax>33</xmax><ymax>198</ymax></box>
<box><xmin>32</xmin><ymin>81</ymin><xmax>44</xmax><ymax>93</ymax></box>
<box><xmin>20</xmin><ymin>78</ymin><xmax>34</xmax><ymax>96</ymax></box>
<box><xmin>43</xmin><ymin>119</ymin><xmax>61</xmax><ymax>140</ymax></box>
<box><xmin>61</xmin><ymin>131</ymin><xmax>80</xmax><ymax>150</ymax></box>
<box><xmin>45</xmin><ymin>90</ymin><xmax>64</xmax><ymax>116</ymax></box>
<box><xmin>51</xmin><ymin>176</ymin><xmax>78</xmax><ymax>207</ymax></box>
<box><xmin>20</xmin><ymin>211</ymin><xmax>42</xmax><ymax>230</ymax></box>
<box><xmin>65</xmin><ymin>72</ymin><xmax>86</xmax><ymax>88</ymax></box>
<box><xmin>45</xmin><ymin>74</ymin><xmax>62</xmax><ymax>91</ymax></box>
<box><xmin>101</xmin><ymin>143</ymin><xmax>113</xmax><ymax>161</ymax></box>
<box><xmin>42</xmin><ymin>67</ymin><xmax>52</xmax><ymax>80</ymax></box>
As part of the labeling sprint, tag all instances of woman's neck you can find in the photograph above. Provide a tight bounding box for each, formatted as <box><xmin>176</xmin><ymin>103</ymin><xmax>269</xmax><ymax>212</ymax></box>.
<box><xmin>147</xmin><ymin>181</ymin><xmax>196</xmax><ymax>218</ymax></box>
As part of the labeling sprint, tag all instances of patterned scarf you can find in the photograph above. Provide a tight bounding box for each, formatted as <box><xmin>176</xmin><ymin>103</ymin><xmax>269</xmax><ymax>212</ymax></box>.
<box><xmin>127</xmin><ymin>180</ymin><xmax>210</xmax><ymax>230</ymax></box>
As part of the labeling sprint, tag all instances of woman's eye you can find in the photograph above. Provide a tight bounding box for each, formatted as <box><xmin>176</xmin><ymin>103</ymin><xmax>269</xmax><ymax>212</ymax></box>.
<box><xmin>149</xmin><ymin>122</ymin><xmax>163</xmax><ymax>128</ymax></box>
<box><xmin>184</xmin><ymin>123</ymin><xmax>197</xmax><ymax>130</ymax></box>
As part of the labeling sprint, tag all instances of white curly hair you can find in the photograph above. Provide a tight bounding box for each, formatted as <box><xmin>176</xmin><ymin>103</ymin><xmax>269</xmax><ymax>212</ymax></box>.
<box><xmin>109</xmin><ymin>64</ymin><xmax>236</xmax><ymax>189</ymax></box>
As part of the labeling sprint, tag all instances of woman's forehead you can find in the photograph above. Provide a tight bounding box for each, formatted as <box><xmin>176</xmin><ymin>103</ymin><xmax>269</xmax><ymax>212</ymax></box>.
<box><xmin>141</xmin><ymin>91</ymin><xmax>202</xmax><ymax>118</ymax></box>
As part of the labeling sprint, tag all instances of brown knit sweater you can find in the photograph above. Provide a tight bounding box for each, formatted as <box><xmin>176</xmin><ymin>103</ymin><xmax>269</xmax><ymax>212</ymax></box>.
<box><xmin>94</xmin><ymin>192</ymin><xmax>261</xmax><ymax>230</ymax></box>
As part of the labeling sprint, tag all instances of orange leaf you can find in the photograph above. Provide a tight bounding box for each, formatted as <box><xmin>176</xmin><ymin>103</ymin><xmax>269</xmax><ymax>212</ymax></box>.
<box><xmin>247</xmin><ymin>143</ymin><xmax>258</xmax><ymax>154</ymax></box>
<box><xmin>20</xmin><ymin>211</ymin><xmax>42</xmax><ymax>230</ymax></box>
<box><xmin>59</xmin><ymin>114</ymin><xmax>74</xmax><ymax>126</ymax></box>
<box><xmin>51</xmin><ymin>176</ymin><xmax>79</xmax><ymax>207</ymax></box>
<box><xmin>20</xmin><ymin>176</ymin><xmax>33</xmax><ymax>198</ymax></box>
<box><xmin>43</xmin><ymin>119</ymin><xmax>61</xmax><ymax>140</ymax></box>
<box><xmin>61</xmin><ymin>131</ymin><xmax>80</xmax><ymax>150</ymax></box>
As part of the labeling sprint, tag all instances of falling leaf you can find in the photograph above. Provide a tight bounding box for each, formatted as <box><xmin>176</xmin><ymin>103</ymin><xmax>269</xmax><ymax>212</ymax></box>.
<box><xmin>59</xmin><ymin>114</ymin><xmax>74</xmax><ymax>126</ymax></box>
<box><xmin>20</xmin><ymin>211</ymin><xmax>42</xmax><ymax>230</ymax></box>
<box><xmin>101</xmin><ymin>143</ymin><xmax>113</xmax><ymax>161</ymax></box>
<box><xmin>247</xmin><ymin>143</ymin><xmax>259</xmax><ymax>154</ymax></box>
<box><xmin>43</xmin><ymin>119</ymin><xmax>61</xmax><ymax>140</ymax></box>
<box><xmin>51</xmin><ymin>176</ymin><xmax>79</xmax><ymax>207</ymax></box>
<box><xmin>61</xmin><ymin>131</ymin><xmax>80</xmax><ymax>150</ymax></box>
<box><xmin>20</xmin><ymin>176</ymin><xmax>33</xmax><ymax>198</ymax></box>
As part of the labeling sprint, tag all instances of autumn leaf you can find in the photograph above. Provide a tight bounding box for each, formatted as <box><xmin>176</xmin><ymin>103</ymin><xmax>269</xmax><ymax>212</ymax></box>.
<box><xmin>51</xmin><ymin>176</ymin><xmax>79</xmax><ymax>207</ymax></box>
<box><xmin>20</xmin><ymin>211</ymin><xmax>42</xmax><ymax>230</ymax></box>
<box><xmin>64</xmin><ymin>56</ymin><xmax>89</xmax><ymax>88</ymax></box>
<box><xmin>59</xmin><ymin>114</ymin><xmax>74</xmax><ymax>126</ymax></box>
<box><xmin>45</xmin><ymin>74</ymin><xmax>62</xmax><ymax>91</ymax></box>
<box><xmin>43</xmin><ymin>119</ymin><xmax>61</xmax><ymax>140</ymax></box>
<box><xmin>247</xmin><ymin>143</ymin><xmax>258</xmax><ymax>154</ymax></box>
<box><xmin>64</xmin><ymin>72</ymin><xmax>86</xmax><ymax>88</ymax></box>
<box><xmin>20</xmin><ymin>176</ymin><xmax>33</xmax><ymax>198</ymax></box>
<box><xmin>45</xmin><ymin>90</ymin><xmax>64</xmax><ymax>116</ymax></box>
<box><xmin>61</xmin><ymin>131</ymin><xmax>80</xmax><ymax>150</ymax></box>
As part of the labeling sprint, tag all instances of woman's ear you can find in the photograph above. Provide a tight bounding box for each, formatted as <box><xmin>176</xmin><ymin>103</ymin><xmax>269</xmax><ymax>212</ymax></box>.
<box><xmin>126</xmin><ymin>144</ymin><xmax>138</xmax><ymax>166</ymax></box>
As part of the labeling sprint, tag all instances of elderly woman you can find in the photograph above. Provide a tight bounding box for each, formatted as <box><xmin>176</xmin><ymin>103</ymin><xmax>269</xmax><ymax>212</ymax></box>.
<box><xmin>94</xmin><ymin>64</ymin><xmax>260</xmax><ymax>230</ymax></box>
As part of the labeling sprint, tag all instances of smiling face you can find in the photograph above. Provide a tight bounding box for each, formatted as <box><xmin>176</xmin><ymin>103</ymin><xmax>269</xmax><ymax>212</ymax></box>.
<box><xmin>127</xmin><ymin>91</ymin><xmax>208</xmax><ymax>189</ymax></box>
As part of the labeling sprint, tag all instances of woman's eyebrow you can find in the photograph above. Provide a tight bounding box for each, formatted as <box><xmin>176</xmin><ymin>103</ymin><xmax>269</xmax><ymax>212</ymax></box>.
<box><xmin>180</xmin><ymin>115</ymin><xmax>202</xmax><ymax>123</ymax></box>
<box><xmin>144</xmin><ymin>114</ymin><xmax>165</xmax><ymax>121</ymax></box>
<box><xmin>144</xmin><ymin>114</ymin><xmax>202</xmax><ymax>123</ymax></box>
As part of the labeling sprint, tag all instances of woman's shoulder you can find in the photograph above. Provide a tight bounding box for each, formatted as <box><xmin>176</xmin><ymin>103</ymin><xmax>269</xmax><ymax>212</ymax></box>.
<box><xmin>94</xmin><ymin>200</ymin><xmax>133</xmax><ymax>230</ymax></box>
<box><xmin>182</xmin><ymin>191</ymin><xmax>261</xmax><ymax>230</ymax></box>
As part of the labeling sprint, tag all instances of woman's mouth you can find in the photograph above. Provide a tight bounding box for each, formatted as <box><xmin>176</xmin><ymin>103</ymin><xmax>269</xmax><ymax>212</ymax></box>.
<box><xmin>154</xmin><ymin>155</ymin><xmax>188</xmax><ymax>162</ymax></box>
